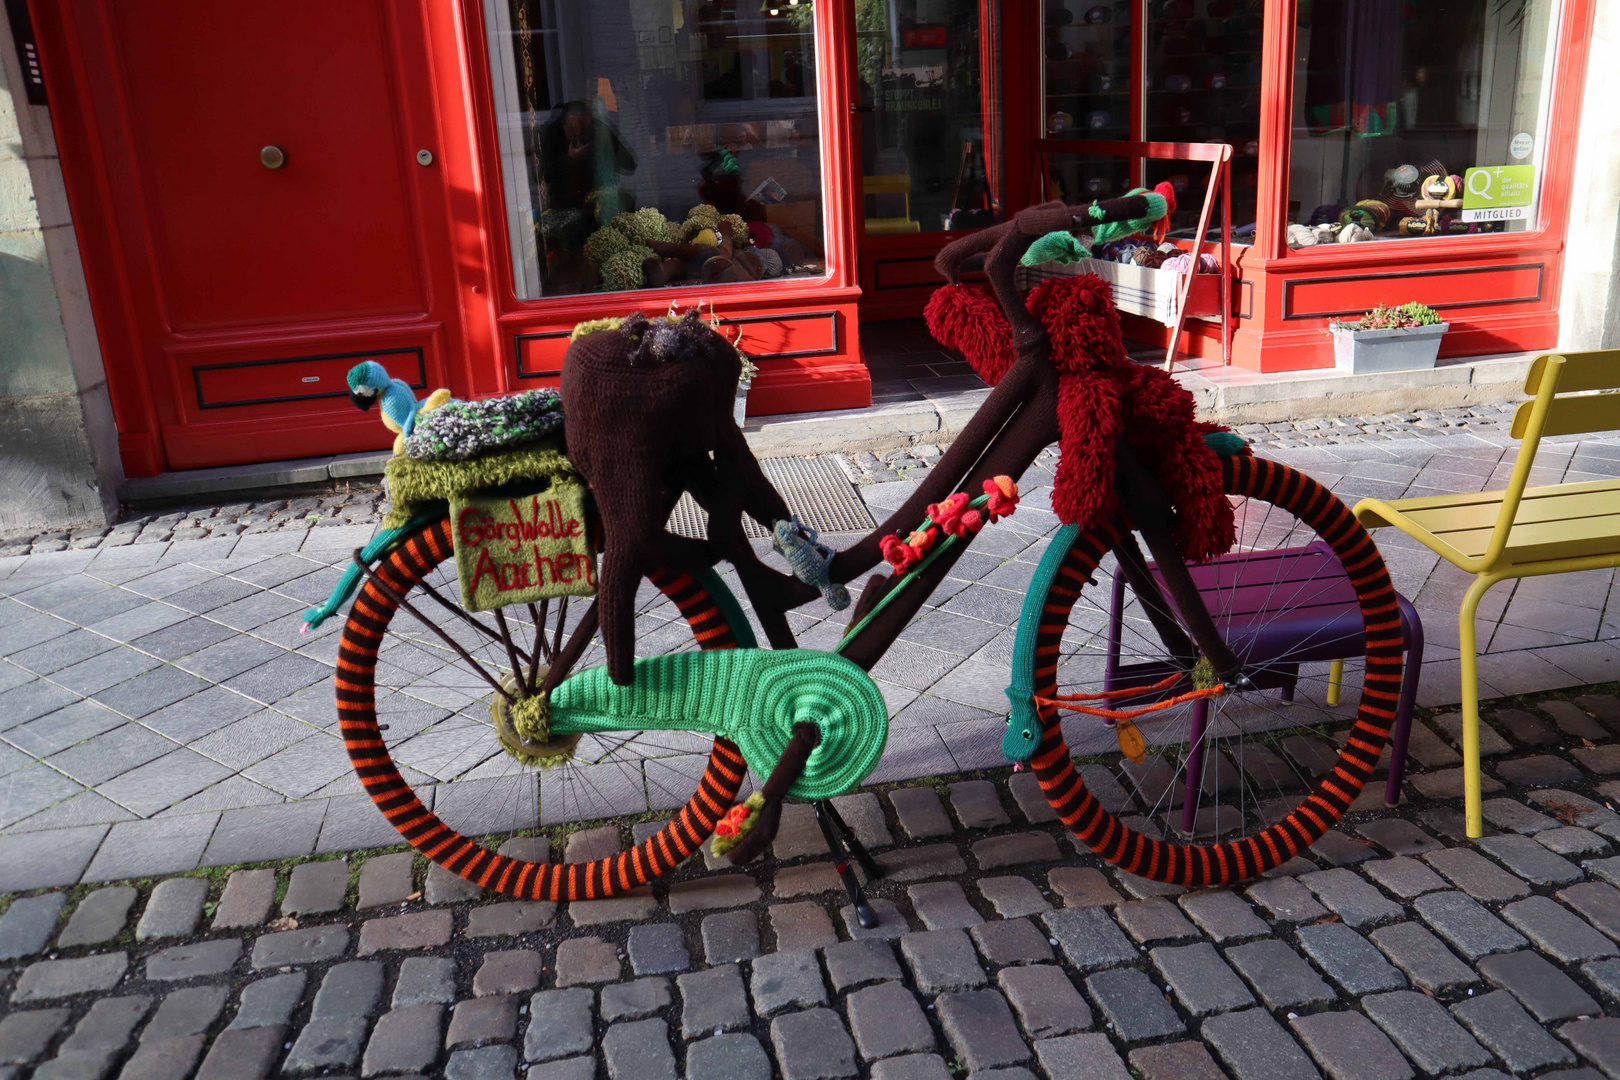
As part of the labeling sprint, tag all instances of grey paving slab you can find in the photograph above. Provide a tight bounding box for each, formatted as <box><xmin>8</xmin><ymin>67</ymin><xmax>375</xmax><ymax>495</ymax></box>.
<box><xmin>200</xmin><ymin>799</ymin><xmax>325</xmax><ymax>866</ymax></box>
<box><xmin>0</xmin><ymin>823</ymin><xmax>108</xmax><ymax>891</ymax></box>
<box><xmin>81</xmin><ymin>814</ymin><xmax>219</xmax><ymax>882</ymax></box>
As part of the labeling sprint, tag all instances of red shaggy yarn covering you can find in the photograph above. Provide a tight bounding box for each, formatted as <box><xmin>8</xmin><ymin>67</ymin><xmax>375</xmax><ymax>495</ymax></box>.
<box><xmin>925</xmin><ymin>274</ymin><xmax>1245</xmax><ymax>562</ymax></box>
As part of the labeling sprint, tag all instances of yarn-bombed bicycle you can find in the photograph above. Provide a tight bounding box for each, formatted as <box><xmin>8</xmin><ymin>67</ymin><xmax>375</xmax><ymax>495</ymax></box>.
<box><xmin>328</xmin><ymin>191</ymin><xmax>1403</xmax><ymax>917</ymax></box>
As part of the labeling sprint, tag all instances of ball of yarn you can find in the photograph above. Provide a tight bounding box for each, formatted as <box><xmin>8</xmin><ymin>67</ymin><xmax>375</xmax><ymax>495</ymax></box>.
<box><xmin>584</xmin><ymin>226</ymin><xmax>631</xmax><ymax>263</ymax></box>
<box><xmin>599</xmin><ymin>245</ymin><xmax>654</xmax><ymax>290</ymax></box>
<box><xmin>610</xmin><ymin>207</ymin><xmax>675</xmax><ymax>246</ymax></box>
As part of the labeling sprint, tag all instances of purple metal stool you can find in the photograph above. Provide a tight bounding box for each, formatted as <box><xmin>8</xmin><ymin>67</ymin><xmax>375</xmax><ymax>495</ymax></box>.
<box><xmin>1104</xmin><ymin>540</ymin><xmax>1423</xmax><ymax>832</ymax></box>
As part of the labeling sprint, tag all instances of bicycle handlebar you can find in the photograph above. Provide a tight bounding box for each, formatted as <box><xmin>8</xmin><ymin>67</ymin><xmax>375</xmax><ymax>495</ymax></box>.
<box><xmin>931</xmin><ymin>192</ymin><xmax>1167</xmax><ymax>360</ymax></box>
<box><xmin>934</xmin><ymin>193</ymin><xmax>1161</xmax><ymax>285</ymax></box>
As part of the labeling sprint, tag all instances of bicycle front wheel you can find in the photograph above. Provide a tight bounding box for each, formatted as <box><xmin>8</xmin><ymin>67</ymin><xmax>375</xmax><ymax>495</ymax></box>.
<box><xmin>336</xmin><ymin>517</ymin><xmax>750</xmax><ymax>899</ymax></box>
<box><xmin>1023</xmin><ymin>454</ymin><xmax>1405</xmax><ymax>886</ymax></box>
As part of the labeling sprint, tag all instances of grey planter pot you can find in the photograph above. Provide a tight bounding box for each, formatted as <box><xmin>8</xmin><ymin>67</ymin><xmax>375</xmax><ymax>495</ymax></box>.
<box><xmin>734</xmin><ymin>379</ymin><xmax>752</xmax><ymax>426</ymax></box>
<box><xmin>1331</xmin><ymin>322</ymin><xmax>1449</xmax><ymax>374</ymax></box>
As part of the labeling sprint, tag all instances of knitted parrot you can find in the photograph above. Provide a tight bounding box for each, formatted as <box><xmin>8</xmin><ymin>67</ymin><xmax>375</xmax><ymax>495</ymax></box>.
<box><xmin>347</xmin><ymin>361</ymin><xmax>451</xmax><ymax>455</ymax></box>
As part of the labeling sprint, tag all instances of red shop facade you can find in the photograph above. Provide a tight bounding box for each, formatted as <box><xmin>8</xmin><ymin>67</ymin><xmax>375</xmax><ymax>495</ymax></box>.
<box><xmin>30</xmin><ymin>0</ymin><xmax>1597</xmax><ymax>477</ymax></box>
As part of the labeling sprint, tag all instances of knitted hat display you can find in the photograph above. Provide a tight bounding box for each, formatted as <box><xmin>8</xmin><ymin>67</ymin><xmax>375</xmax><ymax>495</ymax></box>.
<box><xmin>560</xmin><ymin>310</ymin><xmax>791</xmax><ymax>685</ymax></box>
<box><xmin>925</xmin><ymin>273</ymin><xmax>1246</xmax><ymax>563</ymax></box>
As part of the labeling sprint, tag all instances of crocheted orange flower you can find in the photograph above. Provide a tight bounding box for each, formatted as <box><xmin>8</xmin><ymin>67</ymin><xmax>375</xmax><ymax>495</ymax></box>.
<box><xmin>984</xmin><ymin>475</ymin><xmax>1020</xmax><ymax>521</ymax></box>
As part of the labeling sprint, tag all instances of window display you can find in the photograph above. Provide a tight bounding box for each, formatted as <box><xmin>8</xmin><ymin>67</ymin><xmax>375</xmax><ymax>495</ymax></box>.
<box><xmin>856</xmin><ymin>0</ymin><xmax>1003</xmax><ymax>236</ymax></box>
<box><xmin>1044</xmin><ymin>0</ymin><xmax>1132</xmax><ymax>201</ymax></box>
<box><xmin>1286</xmin><ymin>0</ymin><xmax>1558</xmax><ymax>247</ymax></box>
<box><xmin>484</xmin><ymin>0</ymin><xmax>828</xmax><ymax>297</ymax></box>
<box><xmin>1143</xmin><ymin>0</ymin><xmax>1263</xmax><ymax>242</ymax></box>
<box><xmin>1041</xmin><ymin>0</ymin><xmax>1262</xmax><ymax>244</ymax></box>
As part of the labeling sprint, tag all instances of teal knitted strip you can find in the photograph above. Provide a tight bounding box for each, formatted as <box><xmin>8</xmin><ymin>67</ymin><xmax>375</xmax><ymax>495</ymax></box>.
<box><xmin>549</xmin><ymin>648</ymin><xmax>889</xmax><ymax>800</ymax></box>
<box><xmin>1002</xmin><ymin>523</ymin><xmax>1082</xmax><ymax>762</ymax></box>
<box><xmin>691</xmin><ymin>565</ymin><xmax>757</xmax><ymax>648</ymax></box>
<box><xmin>302</xmin><ymin>508</ymin><xmax>447</xmax><ymax>630</ymax></box>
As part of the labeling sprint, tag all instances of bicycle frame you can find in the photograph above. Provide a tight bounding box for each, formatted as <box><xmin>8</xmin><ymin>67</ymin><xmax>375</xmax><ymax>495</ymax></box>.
<box><xmin>538</xmin><ymin>203</ymin><xmax>1246</xmax><ymax>698</ymax></box>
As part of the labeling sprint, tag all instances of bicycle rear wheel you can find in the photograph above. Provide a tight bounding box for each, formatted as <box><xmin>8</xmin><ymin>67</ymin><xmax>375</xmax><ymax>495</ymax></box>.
<box><xmin>1024</xmin><ymin>454</ymin><xmax>1404</xmax><ymax>885</ymax></box>
<box><xmin>336</xmin><ymin>517</ymin><xmax>749</xmax><ymax>898</ymax></box>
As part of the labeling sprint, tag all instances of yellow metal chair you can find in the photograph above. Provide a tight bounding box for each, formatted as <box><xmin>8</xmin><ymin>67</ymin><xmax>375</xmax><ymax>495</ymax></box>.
<box><xmin>863</xmin><ymin>174</ymin><xmax>922</xmax><ymax>235</ymax></box>
<box><xmin>1354</xmin><ymin>351</ymin><xmax>1620</xmax><ymax>837</ymax></box>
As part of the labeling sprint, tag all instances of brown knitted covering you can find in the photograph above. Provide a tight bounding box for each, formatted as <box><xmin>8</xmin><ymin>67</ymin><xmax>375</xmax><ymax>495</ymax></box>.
<box><xmin>561</xmin><ymin>311</ymin><xmax>795</xmax><ymax>685</ymax></box>
<box><xmin>725</xmin><ymin>721</ymin><xmax>822</xmax><ymax>866</ymax></box>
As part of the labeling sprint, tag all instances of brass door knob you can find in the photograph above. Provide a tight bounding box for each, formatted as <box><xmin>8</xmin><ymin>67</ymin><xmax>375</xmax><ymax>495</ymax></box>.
<box><xmin>260</xmin><ymin>145</ymin><xmax>286</xmax><ymax>170</ymax></box>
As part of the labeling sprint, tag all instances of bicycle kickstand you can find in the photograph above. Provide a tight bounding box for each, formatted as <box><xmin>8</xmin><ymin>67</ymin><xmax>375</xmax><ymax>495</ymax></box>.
<box><xmin>814</xmin><ymin>801</ymin><xmax>882</xmax><ymax>929</ymax></box>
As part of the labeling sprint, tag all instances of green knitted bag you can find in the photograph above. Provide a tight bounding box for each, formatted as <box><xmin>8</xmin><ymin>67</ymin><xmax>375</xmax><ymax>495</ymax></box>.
<box><xmin>548</xmin><ymin>648</ymin><xmax>889</xmax><ymax>800</ymax></box>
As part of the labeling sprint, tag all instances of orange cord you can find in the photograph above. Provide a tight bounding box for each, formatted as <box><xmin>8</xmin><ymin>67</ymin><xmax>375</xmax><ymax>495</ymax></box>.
<box><xmin>1035</xmin><ymin>671</ymin><xmax>1227</xmax><ymax>722</ymax></box>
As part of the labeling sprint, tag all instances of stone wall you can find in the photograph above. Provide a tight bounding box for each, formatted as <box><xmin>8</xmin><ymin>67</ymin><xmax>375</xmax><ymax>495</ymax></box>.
<box><xmin>0</xmin><ymin>7</ymin><xmax>119</xmax><ymax>538</ymax></box>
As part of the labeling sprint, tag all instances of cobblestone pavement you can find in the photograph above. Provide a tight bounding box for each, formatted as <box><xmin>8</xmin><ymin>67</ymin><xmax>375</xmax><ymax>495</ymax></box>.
<box><xmin>4</xmin><ymin>424</ymin><xmax>1620</xmax><ymax>889</ymax></box>
<box><xmin>8</xmin><ymin>690</ymin><xmax>1620</xmax><ymax>1078</ymax></box>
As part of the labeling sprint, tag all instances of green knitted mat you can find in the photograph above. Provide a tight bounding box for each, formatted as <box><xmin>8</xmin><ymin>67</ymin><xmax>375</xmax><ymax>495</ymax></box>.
<box><xmin>383</xmin><ymin>440</ymin><xmax>579</xmax><ymax>530</ymax></box>
<box><xmin>548</xmin><ymin>648</ymin><xmax>889</xmax><ymax>800</ymax></box>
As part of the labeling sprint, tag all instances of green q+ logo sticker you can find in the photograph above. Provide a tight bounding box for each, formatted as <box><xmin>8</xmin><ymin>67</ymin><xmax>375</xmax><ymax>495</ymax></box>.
<box><xmin>1462</xmin><ymin>165</ymin><xmax>1536</xmax><ymax>222</ymax></box>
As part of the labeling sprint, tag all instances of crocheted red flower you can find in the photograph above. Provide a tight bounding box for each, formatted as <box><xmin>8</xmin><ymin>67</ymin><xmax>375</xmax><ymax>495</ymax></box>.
<box><xmin>983</xmin><ymin>476</ymin><xmax>1020</xmax><ymax>521</ymax></box>
<box><xmin>880</xmin><ymin>534</ymin><xmax>922</xmax><ymax>574</ymax></box>
<box><xmin>714</xmin><ymin>803</ymin><xmax>750</xmax><ymax>838</ymax></box>
<box><xmin>906</xmin><ymin>527</ymin><xmax>937</xmax><ymax>552</ymax></box>
<box><xmin>928</xmin><ymin>491</ymin><xmax>984</xmax><ymax>538</ymax></box>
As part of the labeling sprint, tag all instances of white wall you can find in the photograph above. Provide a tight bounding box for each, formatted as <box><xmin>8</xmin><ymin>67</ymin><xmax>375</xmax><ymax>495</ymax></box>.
<box><xmin>1557</xmin><ymin>0</ymin><xmax>1620</xmax><ymax>350</ymax></box>
<box><xmin>0</xmin><ymin>9</ymin><xmax>121</xmax><ymax>537</ymax></box>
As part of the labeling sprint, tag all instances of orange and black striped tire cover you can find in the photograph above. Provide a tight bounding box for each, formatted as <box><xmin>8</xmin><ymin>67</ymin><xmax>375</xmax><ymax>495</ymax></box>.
<box><xmin>1029</xmin><ymin>455</ymin><xmax>1405</xmax><ymax>886</ymax></box>
<box><xmin>335</xmin><ymin>517</ymin><xmax>747</xmax><ymax>900</ymax></box>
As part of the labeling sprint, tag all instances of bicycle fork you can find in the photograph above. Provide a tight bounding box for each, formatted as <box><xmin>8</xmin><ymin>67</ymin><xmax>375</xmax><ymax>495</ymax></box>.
<box><xmin>813</xmin><ymin>800</ymin><xmax>883</xmax><ymax>929</ymax></box>
<box><xmin>1114</xmin><ymin>444</ymin><xmax>1246</xmax><ymax>686</ymax></box>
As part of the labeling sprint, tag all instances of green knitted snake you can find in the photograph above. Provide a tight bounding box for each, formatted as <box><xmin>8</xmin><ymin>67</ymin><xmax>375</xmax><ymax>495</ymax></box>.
<box><xmin>546</xmin><ymin>649</ymin><xmax>889</xmax><ymax>800</ymax></box>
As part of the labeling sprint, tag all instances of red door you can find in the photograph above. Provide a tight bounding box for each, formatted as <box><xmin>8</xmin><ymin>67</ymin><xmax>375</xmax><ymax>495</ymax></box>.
<box><xmin>49</xmin><ymin>0</ymin><xmax>466</xmax><ymax>472</ymax></box>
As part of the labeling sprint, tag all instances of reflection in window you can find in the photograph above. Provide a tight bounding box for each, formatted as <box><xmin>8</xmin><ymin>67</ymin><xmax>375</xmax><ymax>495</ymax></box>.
<box><xmin>1143</xmin><ymin>0</ymin><xmax>1264</xmax><ymax>242</ymax></box>
<box><xmin>1041</xmin><ymin>0</ymin><xmax>1263</xmax><ymax>245</ymax></box>
<box><xmin>1043</xmin><ymin>0</ymin><xmax>1132</xmax><ymax>203</ymax></box>
<box><xmin>485</xmin><ymin>0</ymin><xmax>827</xmax><ymax>297</ymax></box>
<box><xmin>1287</xmin><ymin>0</ymin><xmax>1558</xmax><ymax>248</ymax></box>
<box><xmin>857</xmin><ymin>0</ymin><xmax>1002</xmax><ymax>236</ymax></box>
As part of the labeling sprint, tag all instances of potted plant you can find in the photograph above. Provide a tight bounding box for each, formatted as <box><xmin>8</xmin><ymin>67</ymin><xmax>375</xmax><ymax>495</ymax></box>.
<box><xmin>734</xmin><ymin>352</ymin><xmax>758</xmax><ymax>426</ymax></box>
<box><xmin>1329</xmin><ymin>302</ymin><xmax>1449</xmax><ymax>374</ymax></box>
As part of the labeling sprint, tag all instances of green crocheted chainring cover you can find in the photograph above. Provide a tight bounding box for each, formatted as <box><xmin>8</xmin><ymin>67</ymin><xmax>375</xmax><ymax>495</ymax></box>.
<box><xmin>548</xmin><ymin>648</ymin><xmax>889</xmax><ymax>800</ymax></box>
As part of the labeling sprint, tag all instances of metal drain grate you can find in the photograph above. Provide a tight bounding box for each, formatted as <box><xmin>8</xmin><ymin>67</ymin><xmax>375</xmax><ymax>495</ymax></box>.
<box><xmin>667</xmin><ymin>455</ymin><xmax>876</xmax><ymax>540</ymax></box>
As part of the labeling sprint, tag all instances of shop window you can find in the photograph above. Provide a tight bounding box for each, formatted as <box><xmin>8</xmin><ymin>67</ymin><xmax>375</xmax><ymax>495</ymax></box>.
<box><xmin>1286</xmin><ymin>0</ymin><xmax>1559</xmax><ymax>248</ymax></box>
<box><xmin>1042</xmin><ymin>0</ymin><xmax>1264</xmax><ymax>244</ymax></box>
<box><xmin>484</xmin><ymin>0</ymin><xmax>827</xmax><ymax>298</ymax></box>
<box><xmin>1143</xmin><ymin>0</ymin><xmax>1264</xmax><ymax>242</ymax></box>
<box><xmin>857</xmin><ymin>0</ymin><xmax>1003</xmax><ymax>236</ymax></box>
<box><xmin>1043</xmin><ymin>1</ymin><xmax>1132</xmax><ymax>200</ymax></box>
